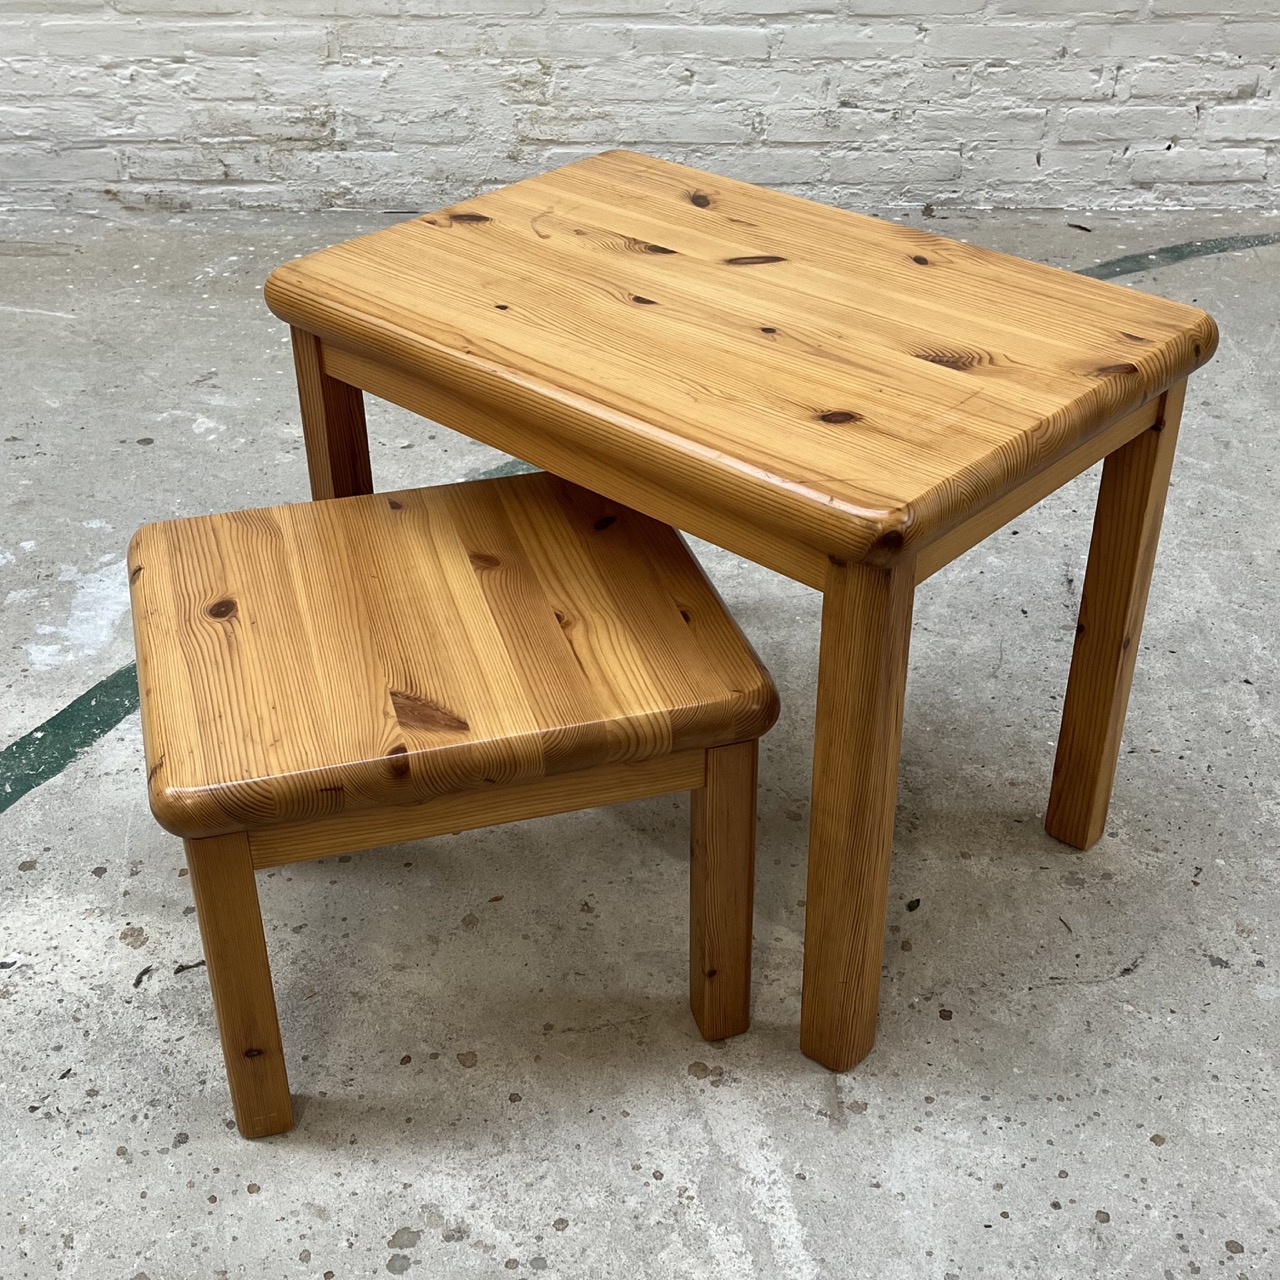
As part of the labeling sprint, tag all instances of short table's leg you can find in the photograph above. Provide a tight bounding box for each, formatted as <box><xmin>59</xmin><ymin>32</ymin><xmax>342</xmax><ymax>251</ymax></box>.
<box><xmin>184</xmin><ymin>832</ymin><xmax>293</xmax><ymax>1138</ymax></box>
<box><xmin>1046</xmin><ymin>380</ymin><xmax>1186</xmax><ymax>850</ymax></box>
<box><xmin>290</xmin><ymin>326</ymin><xmax>373</xmax><ymax>499</ymax></box>
<box><xmin>689</xmin><ymin>740</ymin><xmax>757</xmax><ymax>1040</ymax></box>
<box><xmin>800</xmin><ymin>557</ymin><xmax>915</xmax><ymax>1072</ymax></box>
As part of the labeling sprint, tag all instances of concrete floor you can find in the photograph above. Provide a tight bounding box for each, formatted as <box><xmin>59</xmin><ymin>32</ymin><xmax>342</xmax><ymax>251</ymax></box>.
<box><xmin>2</xmin><ymin>201</ymin><xmax>1277</xmax><ymax>1280</ymax></box>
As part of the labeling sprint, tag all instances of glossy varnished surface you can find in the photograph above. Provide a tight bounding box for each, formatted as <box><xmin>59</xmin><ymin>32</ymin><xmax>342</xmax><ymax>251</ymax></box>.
<box><xmin>129</xmin><ymin>472</ymin><xmax>778</xmax><ymax>838</ymax></box>
<box><xmin>266</xmin><ymin>149</ymin><xmax>1217</xmax><ymax>563</ymax></box>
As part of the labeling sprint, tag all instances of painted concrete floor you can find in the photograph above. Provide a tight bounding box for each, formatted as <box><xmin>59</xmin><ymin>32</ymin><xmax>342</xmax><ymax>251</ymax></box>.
<box><xmin>2</xmin><ymin>201</ymin><xmax>1277</xmax><ymax>1280</ymax></box>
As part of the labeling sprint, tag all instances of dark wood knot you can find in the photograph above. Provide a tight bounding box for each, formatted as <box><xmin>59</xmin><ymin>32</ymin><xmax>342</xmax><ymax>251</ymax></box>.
<box><xmin>724</xmin><ymin>255</ymin><xmax>786</xmax><ymax>266</ymax></box>
<box><xmin>385</xmin><ymin>743</ymin><xmax>411</xmax><ymax>778</ymax></box>
<box><xmin>243</xmin><ymin>1048</ymin><xmax>264</xmax><ymax>1058</ymax></box>
<box><xmin>915</xmin><ymin>348</ymin><xmax>983</xmax><ymax>371</ymax></box>
<box><xmin>620</xmin><ymin>236</ymin><xmax>678</xmax><ymax>255</ymax></box>
<box><xmin>495</xmin><ymin>303</ymin><xmax>509</xmax><ymax>310</ymax></box>
<box><xmin>206</xmin><ymin>598</ymin><xmax>237</xmax><ymax>620</ymax></box>
<box><xmin>593</xmin><ymin>515</ymin><xmax>617</xmax><ymax>531</ymax></box>
<box><xmin>129</xmin><ymin>564</ymin><xmax>143</xmax><ymax>584</ymax></box>
<box><xmin>760</xmin><ymin>326</ymin><xmax>777</xmax><ymax>334</ymax></box>
<box><xmin>469</xmin><ymin>552</ymin><xmax>501</xmax><ymax>570</ymax></box>
<box><xmin>391</xmin><ymin>690</ymin><xmax>469</xmax><ymax>733</ymax></box>
<box><xmin>387</xmin><ymin>498</ymin><xmax>403</xmax><ymax>509</ymax></box>
<box><xmin>689</xmin><ymin>191</ymin><xmax>712</xmax><ymax>208</ymax></box>
<box><xmin>869</xmin><ymin>528</ymin><xmax>906</xmax><ymax>557</ymax></box>
<box><xmin>911</xmin><ymin>255</ymin><xmax>930</xmax><ymax>265</ymax></box>
<box><xmin>1120</xmin><ymin>331</ymin><xmax>1151</xmax><ymax>343</ymax></box>
<box><xmin>631</xmin><ymin>295</ymin><xmax>657</xmax><ymax>305</ymax></box>
<box><xmin>449</xmin><ymin>212</ymin><xmax>490</xmax><ymax>223</ymax></box>
<box><xmin>819</xmin><ymin>410</ymin><xmax>863</xmax><ymax>425</ymax></box>
<box><xmin>1093</xmin><ymin>362</ymin><xmax>1139</xmax><ymax>377</ymax></box>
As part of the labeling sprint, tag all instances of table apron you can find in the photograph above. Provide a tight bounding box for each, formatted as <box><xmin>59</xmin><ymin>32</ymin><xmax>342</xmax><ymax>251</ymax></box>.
<box><xmin>911</xmin><ymin>394</ymin><xmax>1166</xmax><ymax>584</ymax></box>
<box><xmin>322</xmin><ymin>341</ymin><xmax>834</xmax><ymax>590</ymax></box>
<box><xmin>321</xmin><ymin>339</ymin><xmax>1168</xmax><ymax>594</ymax></box>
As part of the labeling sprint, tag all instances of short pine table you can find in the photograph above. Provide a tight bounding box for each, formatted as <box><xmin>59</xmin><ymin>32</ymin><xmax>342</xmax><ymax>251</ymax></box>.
<box><xmin>131</xmin><ymin>472</ymin><xmax>779</xmax><ymax>1135</ymax></box>
<box><xmin>265</xmin><ymin>150</ymin><xmax>1218</xmax><ymax>1073</ymax></box>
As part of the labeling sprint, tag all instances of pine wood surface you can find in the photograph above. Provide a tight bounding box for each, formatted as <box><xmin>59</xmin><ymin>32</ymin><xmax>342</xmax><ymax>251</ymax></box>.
<box><xmin>291</xmin><ymin>326</ymin><xmax>372</xmax><ymax>499</ymax></box>
<box><xmin>247</xmin><ymin>750</ymin><xmax>707</xmax><ymax>868</ymax></box>
<box><xmin>689</xmin><ymin>739</ymin><xmax>758</xmax><ymax>1041</ymax></box>
<box><xmin>265</xmin><ymin>148</ymin><xmax>1217</xmax><ymax>566</ymax></box>
<box><xmin>799</xmin><ymin>556</ymin><xmax>916</xmax><ymax>1072</ymax></box>
<box><xmin>1045</xmin><ymin>380</ymin><xmax>1187</xmax><ymax>848</ymax></box>
<box><xmin>262</xmin><ymin>153</ymin><xmax>1216</xmax><ymax>1076</ymax></box>
<box><xmin>184</xmin><ymin>831</ymin><xmax>293</xmax><ymax>1138</ymax></box>
<box><xmin>130</xmin><ymin>471</ymin><xmax>778</xmax><ymax>839</ymax></box>
<box><xmin>912</xmin><ymin>396</ymin><xmax>1160</xmax><ymax>583</ymax></box>
<box><xmin>319</xmin><ymin>340</ymin><xmax>833</xmax><ymax>589</ymax></box>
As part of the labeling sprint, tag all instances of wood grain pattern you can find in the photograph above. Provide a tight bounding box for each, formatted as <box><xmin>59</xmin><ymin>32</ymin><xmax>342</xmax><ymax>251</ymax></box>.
<box><xmin>291</xmin><ymin>326</ymin><xmax>372</xmax><ymax>500</ymax></box>
<box><xmin>689</xmin><ymin>739</ymin><xmax>757</xmax><ymax>1041</ymax></box>
<box><xmin>185</xmin><ymin>831</ymin><xmax>292</xmax><ymax>1138</ymax></box>
<box><xmin>1045</xmin><ymin>380</ymin><xmax>1186</xmax><ymax>849</ymax></box>
<box><xmin>800</xmin><ymin>556</ymin><xmax>915</xmax><ymax>1073</ymax></box>
<box><xmin>137</xmin><ymin>473</ymin><xmax>779</xmax><ymax>1130</ymax></box>
<box><xmin>913</xmin><ymin>396</ymin><xmax>1160</xmax><ymax>584</ymax></box>
<box><xmin>248</xmin><ymin>750</ymin><xmax>705</xmax><ymax>867</ymax></box>
<box><xmin>265</xmin><ymin>151</ymin><xmax>1215</xmax><ymax>1075</ymax></box>
<box><xmin>322</xmin><ymin>342</ymin><xmax>831</xmax><ymax>589</ymax></box>
<box><xmin>130</xmin><ymin>471</ymin><xmax>778</xmax><ymax>838</ymax></box>
<box><xmin>266</xmin><ymin>149</ymin><xmax>1216</xmax><ymax>566</ymax></box>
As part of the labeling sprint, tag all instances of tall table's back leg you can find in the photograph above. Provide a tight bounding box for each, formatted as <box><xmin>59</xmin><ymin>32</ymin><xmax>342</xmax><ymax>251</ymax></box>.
<box><xmin>290</xmin><ymin>328</ymin><xmax>373</xmax><ymax>500</ymax></box>
<box><xmin>1046</xmin><ymin>379</ymin><xmax>1188</xmax><ymax>849</ymax></box>
<box><xmin>800</xmin><ymin>557</ymin><xmax>916</xmax><ymax>1072</ymax></box>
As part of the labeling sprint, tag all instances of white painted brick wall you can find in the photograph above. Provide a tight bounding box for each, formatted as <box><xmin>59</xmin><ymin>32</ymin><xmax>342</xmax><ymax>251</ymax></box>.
<box><xmin>1</xmin><ymin>0</ymin><xmax>1277</xmax><ymax>210</ymax></box>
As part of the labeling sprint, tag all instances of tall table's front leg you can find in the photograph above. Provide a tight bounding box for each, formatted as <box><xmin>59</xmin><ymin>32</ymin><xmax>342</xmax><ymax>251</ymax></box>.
<box><xmin>1046</xmin><ymin>379</ymin><xmax>1186</xmax><ymax>850</ymax></box>
<box><xmin>800</xmin><ymin>556</ymin><xmax>915</xmax><ymax>1072</ymax></box>
<box><xmin>290</xmin><ymin>327</ymin><xmax>373</xmax><ymax>500</ymax></box>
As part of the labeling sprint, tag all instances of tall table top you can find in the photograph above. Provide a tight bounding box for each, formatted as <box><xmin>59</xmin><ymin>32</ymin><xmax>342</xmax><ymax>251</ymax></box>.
<box><xmin>266</xmin><ymin>150</ymin><xmax>1216</xmax><ymax>568</ymax></box>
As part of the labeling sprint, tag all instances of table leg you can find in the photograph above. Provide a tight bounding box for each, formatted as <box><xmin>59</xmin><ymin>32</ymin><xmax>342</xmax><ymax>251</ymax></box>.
<box><xmin>1046</xmin><ymin>379</ymin><xmax>1187</xmax><ymax>850</ymax></box>
<box><xmin>185</xmin><ymin>832</ymin><xmax>292</xmax><ymax>1138</ymax></box>
<box><xmin>290</xmin><ymin>327</ymin><xmax>373</xmax><ymax>499</ymax></box>
<box><xmin>689</xmin><ymin>739</ymin><xmax>757</xmax><ymax>1041</ymax></box>
<box><xmin>800</xmin><ymin>557</ymin><xmax>915</xmax><ymax>1072</ymax></box>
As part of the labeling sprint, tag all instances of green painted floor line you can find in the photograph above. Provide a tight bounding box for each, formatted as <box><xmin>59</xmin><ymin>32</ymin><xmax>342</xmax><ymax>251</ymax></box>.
<box><xmin>1079</xmin><ymin>232</ymin><xmax>1280</xmax><ymax>281</ymax></box>
<box><xmin>3</xmin><ymin>229</ymin><xmax>1277</xmax><ymax>815</ymax></box>
<box><xmin>0</xmin><ymin>662</ymin><xmax>139</xmax><ymax>817</ymax></box>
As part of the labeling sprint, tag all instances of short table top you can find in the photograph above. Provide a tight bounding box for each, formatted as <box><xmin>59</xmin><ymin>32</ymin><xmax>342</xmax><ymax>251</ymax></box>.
<box><xmin>129</xmin><ymin>472</ymin><xmax>778</xmax><ymax>839</ymax></box>
<box><xmin>266</xmin><ymin>150</ymin><xmax>1217</xmax><ymax>564</ymax></box>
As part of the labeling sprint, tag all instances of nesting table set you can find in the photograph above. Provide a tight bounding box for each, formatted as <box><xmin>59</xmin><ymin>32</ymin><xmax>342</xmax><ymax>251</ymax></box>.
<box><xmin>129</xmin><ymin>150</ymin><xmax>1216</xmax><ymax>1136</ymax></box>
